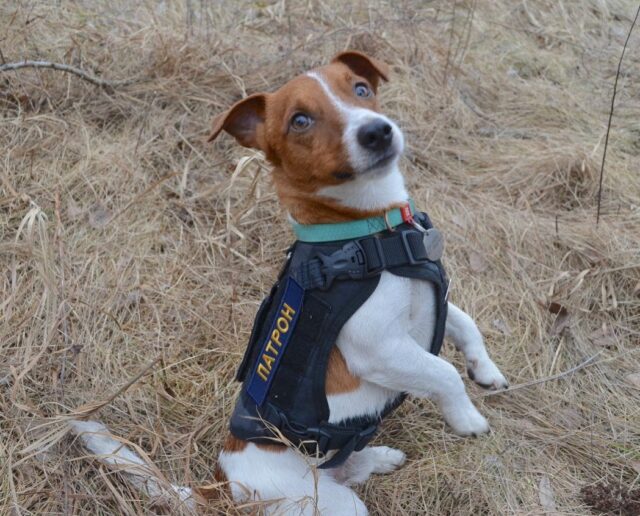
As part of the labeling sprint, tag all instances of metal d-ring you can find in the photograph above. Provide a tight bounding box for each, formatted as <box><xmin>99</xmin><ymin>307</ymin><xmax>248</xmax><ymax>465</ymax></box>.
<box><xmin>383</xmin><ymin>211</ymin><xmax>395</xmax><ymax>231</ymax></box>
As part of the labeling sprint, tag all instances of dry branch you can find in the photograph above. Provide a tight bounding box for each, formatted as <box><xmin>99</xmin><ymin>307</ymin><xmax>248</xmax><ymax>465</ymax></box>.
<box><xmin>0</xmin><ymin>60</ymin><xmax>137</xmax><ymax>88</ymax></box>
<box><xmin>474</xmin><ymin>352</ymin><xmax>603</xmax><ymax>399</ymax></box>
<box><xmin>66</xmin><ymin>357</ymin><xmax>161</xmax><ymax>419</ymax></box>
<box><xmin>69</xmin><ymin>420</ymin><xmax>201</xmax><ymax>512</ymax></box>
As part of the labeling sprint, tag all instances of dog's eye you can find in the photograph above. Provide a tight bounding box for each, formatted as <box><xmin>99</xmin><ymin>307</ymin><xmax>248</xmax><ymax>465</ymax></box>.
<box><xmin>354</xmin><ymin>82</ymin><xmax>372</xmax><ymax>98</ymax></box>
<box><xmin>290</xmin><ymin>112</ymin><xmax>313</xmax><ymax>132</ymax></box>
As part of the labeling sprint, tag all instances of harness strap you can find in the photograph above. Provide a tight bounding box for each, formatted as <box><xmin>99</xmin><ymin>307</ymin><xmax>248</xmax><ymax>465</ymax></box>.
<box><xmin>259</xmin><ymin>393</ymin><xmax>406</xmax><ymax>469</ymax></box>
<box><xmin>317</xmin><ymin>392</ymin><xmax>407</xmax><ymax>469</ymax></box>
<box><xmin>295</xmin><ymin>229</ymin><xmax>431</xmax><ymax>290</ymax></box>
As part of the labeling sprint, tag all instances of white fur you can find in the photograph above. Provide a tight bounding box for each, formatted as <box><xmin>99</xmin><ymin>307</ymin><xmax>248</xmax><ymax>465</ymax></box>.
<box><xmin>219</xmin><ymin>444</ymin><xmax>368</xmax><ymax>515</ymax></box>
<box><xmin>332</xmin><ymin>446</ymin><xmax>406</xmax><ymax>486</ymax></box>
<box><xmin>219</xmin><ymin>72</ymin><xmax>508</xmax><ymax>514</ymax></box>
<box><xmin>317</xmin><ymin>168</ymin><xmax>409</xmax><ymax>211</ymax></box>
<box><xmin>327</xmin><ymin>379</ymin><xmax>396</xmax><ymax>424</ymax></box>
<box><xmin>306</xmin><ymin>71</ymin><xmax>408</xmax><ymax>210</ymax></box>
<box><xmin>219</xmin><ymin>274</ymin><xmax>507</xmax><ymax>514</ymax></box>
<box><xmin>445</xmin><ymin>303</ymin><xmax>509</xmax><ymax>389</ymax></box>
<box><xmin>333</xmin><ymin>273</ymin><xmax>490</xmax><ymax>436</ymax></box>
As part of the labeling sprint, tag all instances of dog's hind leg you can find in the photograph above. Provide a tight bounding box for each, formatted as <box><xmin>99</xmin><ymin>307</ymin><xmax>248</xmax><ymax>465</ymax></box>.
<box><xmin>445</xmin><ymin>302</ymin><xmax>509</xmax><ymax>390</ymax></box>
<box><xmin>331</xmin><ymin>446</ymin><xmax>406</xmax><ymax>486</ymax></box>
<box><xmin>219</xmin><ymin>443</ymin><xmax>367</xmax><ymax>515</ymax></box>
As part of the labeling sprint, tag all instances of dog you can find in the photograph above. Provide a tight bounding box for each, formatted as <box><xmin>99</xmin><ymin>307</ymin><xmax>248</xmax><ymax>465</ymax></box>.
<box><xmin>206</xmin><ymin>50</ymin><xmax>508</xmax><ymax>515</ymax></box>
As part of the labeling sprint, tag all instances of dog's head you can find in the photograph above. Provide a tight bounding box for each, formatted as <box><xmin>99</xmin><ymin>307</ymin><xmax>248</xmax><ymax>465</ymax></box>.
<box><xmin>208</xmin><ymin>51</ymin><xmax>406</xmax><ymax>220</ymax></box>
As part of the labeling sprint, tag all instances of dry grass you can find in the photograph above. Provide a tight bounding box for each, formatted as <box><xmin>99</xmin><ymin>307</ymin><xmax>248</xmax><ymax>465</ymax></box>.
<box><xmin>1</xmin><ymin>1</ymin><xmax>639</xmax><ymax>514</ymax></box>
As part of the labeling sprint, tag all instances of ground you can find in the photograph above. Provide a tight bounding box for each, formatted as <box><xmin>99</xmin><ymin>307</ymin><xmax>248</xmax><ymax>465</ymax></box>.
<box><xmin>1</xmin><ymin>1</ymin><xmax>639</xmax><ymax>514</ymax></box>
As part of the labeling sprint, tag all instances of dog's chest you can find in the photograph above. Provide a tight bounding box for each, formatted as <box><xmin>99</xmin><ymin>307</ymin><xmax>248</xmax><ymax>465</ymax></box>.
<box><xmin>328</xmin><ymin>272</ymin><xmax>437</xmax><ymax>423</ymax></box>
<box><xmin>341</xmin><ymin>271</ymin><xmax>437</xmax><ymax>350</ymax></box>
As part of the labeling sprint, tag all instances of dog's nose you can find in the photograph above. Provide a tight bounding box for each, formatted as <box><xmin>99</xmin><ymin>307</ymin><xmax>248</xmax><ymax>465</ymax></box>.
<box><xmin>357</xmin><ymin>120</ymin><xmax>393</xmax><ymax>152</ymax></box>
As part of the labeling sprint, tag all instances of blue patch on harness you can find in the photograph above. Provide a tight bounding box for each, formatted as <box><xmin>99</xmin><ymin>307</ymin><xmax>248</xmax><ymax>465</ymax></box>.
<box><xmin>246</xmin><ymin>278</ymin><xmax>304</xmax><ymax>406</ymax></box>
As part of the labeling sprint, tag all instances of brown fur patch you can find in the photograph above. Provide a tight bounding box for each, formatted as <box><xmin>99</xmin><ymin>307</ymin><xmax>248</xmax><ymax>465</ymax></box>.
<box><xmin>192</xmin><ymin>459</ymin><xmax>231</xmax><ymax>502</ymax></box>
<box><xmin>209</xmin><ymin>56</ymin><xmax>400</xmax><ymax>224</ymax></box>
<box><xmin>268</xmin><ymin>63</ymin><xmax>388</xmax><ymax>223</ymax></box>
<box><xmin>326</xmin><ymin>346</ymin><xmax>361</xmax><ymax>394</ymax></box>
<box><xmin>224</xmin><ymin>433</ymin><xmax>285</xmax><ymax>454</ymax></box>
<box><xmin>197</xmin><ymin>434</ymin><xmax>286</xmax><ymax>502</ymax></box>
<box><xmin>193</xmin><ymin>466</ymin><xmax>227</xmax><ymax>502</ymax></box>
<box><xmin>256</xmin><ymin>442</ymin><xmax>287</xmax><ymax>453</ymax></box>
<box><xmin>222</xmin><ymin>433</ymin><xmax>247</xmax><ymax>452</ymax></box>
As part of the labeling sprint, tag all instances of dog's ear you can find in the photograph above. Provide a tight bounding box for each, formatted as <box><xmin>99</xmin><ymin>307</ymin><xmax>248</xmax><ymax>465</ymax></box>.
<box><xmin>332</xmin><ymin>51</ymin><xmax>389</xmax><ymax>92</ymax></box>
<box><xmin>207</xmin><ymin>93</ymin><xmax>267</xmax><ymax>149</ymax></box>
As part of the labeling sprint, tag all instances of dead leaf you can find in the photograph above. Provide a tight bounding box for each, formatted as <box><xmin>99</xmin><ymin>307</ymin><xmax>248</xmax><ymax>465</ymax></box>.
<box><xmin>546</xmin><ymin>301</ymin><xmax>567</xmax><ymax>315</ymax></box>
<box><xmin>625</xmin><ymin>373</ymin><xmax>640</xmax><ymax>389</ymax></box>
<box><xmin>550</xmin><ymin>310</ymin><xmax>571</xmax><ymax>335</ymax></box>
<box><xmin>492</xmin><ymin>318</ymin><xmax>512</xmax><ymax>336</ymax></box>
<box><xmin>451</xmin><ymin>214</ymin><xmax>467</xmax><ymax>229</ymax></box>
<box><xmin>569</xmin><ymin>269</ymin><xmax>590</xmax><ymax>295</ymax></box>
<box><xmin>88</xmin><ymin>203</ymin><xmax>112</xmax><ymax>228</ymax></box>
<box><xmin>469</xmin><ymin>251</ymin><xmax>488</xmax><ymax>273</ymax></box>
<box><xmin>539</xmin><ymin>475</ymin><xmax>557</xmax><ymax>513</ymax></box>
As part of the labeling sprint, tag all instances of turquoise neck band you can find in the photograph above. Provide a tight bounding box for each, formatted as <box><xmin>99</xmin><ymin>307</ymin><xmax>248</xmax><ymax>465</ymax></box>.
<box><xmin>290</xmin><ymin>199</ymin><xmax>416</xmax><ymax>243</ymax></box>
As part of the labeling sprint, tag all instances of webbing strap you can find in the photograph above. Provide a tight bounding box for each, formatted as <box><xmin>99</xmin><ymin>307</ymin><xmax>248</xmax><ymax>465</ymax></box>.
<box><xmin>261</xmin><ymin>393</ymin><xmax>406</xmax><ymax>469</ymax></box>
<box><xmin>291</xmin><ymin>200</ymin><xmax>416</xmax><ymax>242</ymax></box>
<box><xmin>295</xmin><ymin>229</ymin><xmax>430</xmax><ymax>290</ymax></box>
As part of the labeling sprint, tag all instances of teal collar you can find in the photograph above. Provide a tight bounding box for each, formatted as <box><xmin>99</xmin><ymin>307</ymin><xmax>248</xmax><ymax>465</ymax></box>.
<box><xmin>290</xmin><ymin>199</ymin><xmax>416</xmax><ymax>243</ymax></box>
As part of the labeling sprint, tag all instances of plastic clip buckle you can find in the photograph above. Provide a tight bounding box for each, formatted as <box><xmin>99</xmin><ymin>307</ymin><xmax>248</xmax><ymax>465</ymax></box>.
<box><xmin>317</xmin><ymin>241</ymin><xmax>366</xmax><ymax>289</ymax></box>
<box><xmin>305</xmin><ymin>427</ymin><xmax>332</xmax><ymax>453</ymax></box>
<box><xmin>354</xmin><ymin>425</ymin><xmax>378</xmax><ymax>452</ymax></box>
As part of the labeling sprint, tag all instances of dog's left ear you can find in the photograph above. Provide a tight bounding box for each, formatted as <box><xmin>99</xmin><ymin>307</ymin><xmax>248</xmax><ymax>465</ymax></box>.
<box><xmin>332</xmin><ymin>51</ymin><xmax>390</xmax><ymax>92</ymax></box>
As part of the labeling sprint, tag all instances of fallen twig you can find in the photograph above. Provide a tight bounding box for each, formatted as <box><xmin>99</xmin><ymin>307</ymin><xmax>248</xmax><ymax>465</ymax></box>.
<box><xmin>54</xmin><ymin>190</ymin><xmax>72</xmax><ymax>401</ymax></box>
<box><xmin>0</xmin><ymin>60</ymin><xmax>137</xmax><ymax>88</ymax></box>
<box><xmin>66</xmin><ymin>356</ymin><xmax>161</xmax><ymax>419</ymax></box>
<box><xmin>107</xmin><ymin>173</ymin><xmax>179</xmax><ymax>226</ymax></box>
<box><xmin>69</xmin><ymin>420</ymin><xmax>201</xmax><ymax>512</ymax></box>
<box><xmin>474</xmin><ymin>352</ymin><xmax>603</xmax><ymax>399</ymax></box>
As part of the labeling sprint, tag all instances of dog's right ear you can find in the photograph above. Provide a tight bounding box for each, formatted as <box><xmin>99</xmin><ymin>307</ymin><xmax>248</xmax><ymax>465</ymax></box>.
<box><xmin>332</xmin><ymin>51</ymin><xmax>389</xmax><ymax>92</ymax></box>
<box><xmin>207</xmin><ymin>93</ymin><xmax>267</xmax><ymax>150</ymax></box>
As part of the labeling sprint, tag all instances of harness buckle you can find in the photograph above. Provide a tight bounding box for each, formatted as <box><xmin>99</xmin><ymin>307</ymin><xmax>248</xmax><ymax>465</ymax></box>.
<box><xmin>400</xmin><ymin>230</ymin><xmax>427</xmax><ymax>265</ymax></box>
<box><xmin>317</xmin><ymin>240</ymin><xmax>370</xmax><ymax>289</ymax></box>
<box><xmin>276</xmin><ymin>412</ymin><xmax>332</xmax><ymax>452</ymax></box>
<box><xmin>305</xmin><ymin>427</ymin><xmax>332</xmax><ymax>453</ymax></box>
<box><xmin>360</xmin><ymin>237</ymin><xmax>385</xmax><ymax>275</ymax></box>
<box><xmin>354</xmin><ymin>424</ymin><xmax>378</xmax><ymax>451</ymax></box>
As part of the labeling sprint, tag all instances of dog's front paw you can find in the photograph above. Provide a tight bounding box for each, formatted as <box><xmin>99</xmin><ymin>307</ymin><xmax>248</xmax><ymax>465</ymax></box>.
<box><xmin>444</xmin><ymin>403</ymin><xmax>490</xmax><ymax>437</ymax></box>
<box><xmin>467</xmin><ymin>357</ymin><xmax>508</xmax><ymax>390</ymax></box>
<box><xmin>369</xmin><ymin>446</ymin><xmax>406</xmax><ymax>474</ymax></box>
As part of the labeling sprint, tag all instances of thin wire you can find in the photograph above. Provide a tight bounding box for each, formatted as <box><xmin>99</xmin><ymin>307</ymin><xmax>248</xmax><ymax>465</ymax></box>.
<box><xmin>596</xmin><ymin>3</ymin><xmax>640</xmax><ymax>224</ymax></box>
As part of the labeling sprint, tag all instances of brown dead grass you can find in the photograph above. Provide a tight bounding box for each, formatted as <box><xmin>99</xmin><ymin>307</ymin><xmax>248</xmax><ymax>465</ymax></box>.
<box><xmin>1</xmin><ymin>1</ymin><xmax>639</xmax><ymax>514</ymax></box>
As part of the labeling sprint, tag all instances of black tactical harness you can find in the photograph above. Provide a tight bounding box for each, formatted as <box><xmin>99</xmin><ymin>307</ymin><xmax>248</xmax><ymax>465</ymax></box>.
<box><xmin>229</xmin><ymin>210</ymin><xmax>448</xmax><ymax>468</ymax></box>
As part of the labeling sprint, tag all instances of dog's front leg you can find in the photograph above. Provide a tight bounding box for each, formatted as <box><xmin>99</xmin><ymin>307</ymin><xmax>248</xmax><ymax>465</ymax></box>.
<box><xmin>347</xmin><ymin>335</ymin><xmax>490</xmax><ymax>436</ymax></box>
<box><xmin>445</xmin><ymin>303</ymin><xmax>508</xmax><ymax>390</ymax></box>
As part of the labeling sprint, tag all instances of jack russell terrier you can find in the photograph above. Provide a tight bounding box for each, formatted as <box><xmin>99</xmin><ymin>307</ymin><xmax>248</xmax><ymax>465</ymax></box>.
<box><xmin>206</xmin><ymin>51</ymin><xmax>508</xmax><ymax>515</ymax></box>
